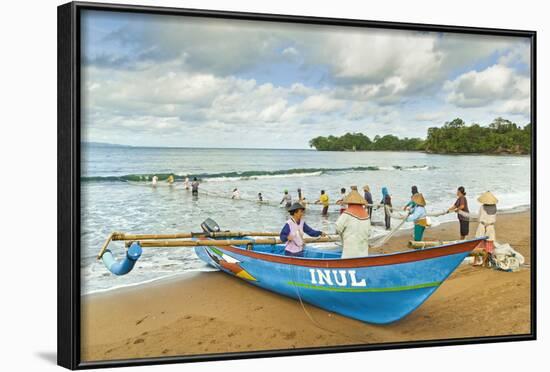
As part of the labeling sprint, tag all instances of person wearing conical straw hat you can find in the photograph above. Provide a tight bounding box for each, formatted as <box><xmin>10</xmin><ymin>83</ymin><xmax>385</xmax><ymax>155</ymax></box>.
<box><xmin>335</xmin><ymin>187</ymin><xmax>371</xmax><ymax>258</ymax></box>
<box><xmin>405</xmin><ymin>193</ymin><xmax>428</xmax><ymax>243</ymax></box>
<box><xmin>279</xmin><ymin>202</ymin><xmax>326</xmax><ymax>257</ymax></box>
<box><xmin>474</xmin><ymin>191</ymin><xmax>499</xmax><ymax>267</ymax></box>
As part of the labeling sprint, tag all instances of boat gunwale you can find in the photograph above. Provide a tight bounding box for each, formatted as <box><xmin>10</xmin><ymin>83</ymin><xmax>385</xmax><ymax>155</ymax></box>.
<box><xmin>200</xmin><ymin>237</ymin><xmax>486</xmax><ymax>268</ymax></box>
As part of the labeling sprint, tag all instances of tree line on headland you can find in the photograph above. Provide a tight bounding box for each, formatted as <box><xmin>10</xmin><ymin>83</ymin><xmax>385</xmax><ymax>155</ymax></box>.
<box><xmin>309</xmin><ymin>118</ymin><xmax>531</xmax><ymax>154</ymax></box>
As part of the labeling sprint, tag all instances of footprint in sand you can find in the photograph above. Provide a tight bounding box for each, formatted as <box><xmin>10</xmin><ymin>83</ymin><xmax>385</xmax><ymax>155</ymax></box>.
<box><xmin>283</xmin><ymin>331</ymin><xmax>297</xmax><ymax>340</ymax></box>
<box><xmin>136</xmin><ymin>315</ymin><xmax>148</xmax><ymax>325</ymax></box>
<box><xmin>133</xmin><ymin>338</ymin><xmax>145</xmax><ymax>344</ymax></box>
<box><xmin>162</xmin><ymin>349</ymin><xmax>170</xmax><ymax>354</ymax></box>
<box><xmin>184</xmin><ymin>315</ymin><xmax>192</xmax><ymax>320</ymax></box>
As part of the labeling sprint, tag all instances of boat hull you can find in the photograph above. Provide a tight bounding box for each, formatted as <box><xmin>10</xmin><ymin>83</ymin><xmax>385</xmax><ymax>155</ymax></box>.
<box><xmin>195</xmin><ymin>238</ymin><xmax>483</xmax><ymax>324</ymax></box>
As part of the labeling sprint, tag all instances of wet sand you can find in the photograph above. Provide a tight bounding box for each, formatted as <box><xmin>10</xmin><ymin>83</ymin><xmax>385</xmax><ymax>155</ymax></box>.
<box><xmin>81</xmin><ymin>210</ymin><xmax>531</xmax><ymax>362</ymax></box>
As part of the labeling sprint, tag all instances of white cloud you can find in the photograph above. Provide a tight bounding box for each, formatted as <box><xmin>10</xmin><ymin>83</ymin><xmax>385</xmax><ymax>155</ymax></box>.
<box><xmin>298</xmin><ymin>95</ymin><xmax>346</xmax><ymax>113</ymax></box>
<box><xmin>444</xmin><ymin>64</ymin><xmax>530</xmax><ymax>110</ymax></box>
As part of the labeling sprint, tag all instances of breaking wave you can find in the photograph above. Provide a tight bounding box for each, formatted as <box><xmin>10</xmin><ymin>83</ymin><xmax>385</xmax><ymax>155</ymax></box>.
<box><xmin>82</xmin><ymin>165</ymin><xmax>436</xmax><ymax>183</ymax></box>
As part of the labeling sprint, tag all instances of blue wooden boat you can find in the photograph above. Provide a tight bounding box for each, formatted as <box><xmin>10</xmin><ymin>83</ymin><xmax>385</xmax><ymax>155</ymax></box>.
<box><xmin>193</xmin><ymin>237</ymin><xmax>484</xmax><ymax>324</ymax></box>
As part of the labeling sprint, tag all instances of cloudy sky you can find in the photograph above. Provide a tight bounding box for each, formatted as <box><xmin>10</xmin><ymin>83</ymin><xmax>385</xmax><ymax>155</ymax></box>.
<box><xmin>81</xmin><ymin>10</ymin><xmax>531</xmax><ymax>148</ymax></box>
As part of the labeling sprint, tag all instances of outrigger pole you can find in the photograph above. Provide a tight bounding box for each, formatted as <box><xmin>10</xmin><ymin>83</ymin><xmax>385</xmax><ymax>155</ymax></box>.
<box><xmin>97</xmin><ymin>230</ymin><xmax>341</xmax><ymax>276</ymax></box>
<box><xmin>130</xmin><ymin>235</ymin><xmax>341</xmax><ymax>248</ymax></box>
<box><xmin>97</xmin><ymin>230</ymin><xmax>280</xmax><ymax>259</ymax></box>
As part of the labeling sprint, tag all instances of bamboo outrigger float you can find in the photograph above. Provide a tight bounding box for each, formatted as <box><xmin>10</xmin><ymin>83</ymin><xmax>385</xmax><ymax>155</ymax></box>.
<box><xmin>98</xmin><ymin>219</ymin><xmax>485</xmax><ymax>324</ymax></box>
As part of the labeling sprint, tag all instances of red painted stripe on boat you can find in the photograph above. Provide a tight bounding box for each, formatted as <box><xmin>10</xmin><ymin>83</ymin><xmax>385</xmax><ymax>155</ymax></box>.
<box><xmin>209</xmin><ymin>239</ymin><xmax>482</xmax><ymax>268</ymax></box>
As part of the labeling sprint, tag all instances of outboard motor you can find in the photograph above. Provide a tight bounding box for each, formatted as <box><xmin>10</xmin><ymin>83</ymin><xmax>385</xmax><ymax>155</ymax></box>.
<box><xmin>201</xmin><ymin>218</ymin><xmax>221</xmax><ymax>234</ymax></box>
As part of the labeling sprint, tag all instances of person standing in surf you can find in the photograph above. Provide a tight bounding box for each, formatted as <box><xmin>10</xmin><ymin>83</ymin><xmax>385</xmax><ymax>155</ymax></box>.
<box><xmin>232</xmin><ymin>188</ymin><xmax>240</xmax><ymax>199</ymax></box>
<box><xmin>151</xmin><ymin>175</ymin><xmax>158</xmax><ymax>187</ymax></box>
<box><xmin>315</xmin><ymin>190</ymin><xmax>330</xmax><ymax>217</ymax></box>
<box><xmin>279</xmin><ymin>202</ymin><xmax>326</xmax><ymax>257</ymax></box>
<box><xmin>448</xmin><ymin>186</ymin><xmax>469</xmax><ymax>240</ymax></box>
<box><xmin>280</xmin><ymin>189</ymin><xmax>292</xmax><ymax>209</ymax></box>
<box><xmin>183</xmin><ymin>176</ymin><xmax>190</xmax><ymax>190</ymax></box>
<box><xmin>191</xmin><ymin>177</ymin><xmax>199</xmax><ymax>196</ymax></box>
<box><xmin>167</xmin><ymin>174</ymin><xmax>174</xmax><ymax>185</ymax></box>
<box><xmin>297</xmin><ymin>188</ymin><xmax>306</xmax><ymax>206</ymax></box>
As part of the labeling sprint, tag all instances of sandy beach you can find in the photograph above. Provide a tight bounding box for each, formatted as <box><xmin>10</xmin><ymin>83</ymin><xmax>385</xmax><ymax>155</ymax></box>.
<box><xmin>81</xmin><ymin>210</ymin><xmax>531</xmax><ymax>362</ymax></box>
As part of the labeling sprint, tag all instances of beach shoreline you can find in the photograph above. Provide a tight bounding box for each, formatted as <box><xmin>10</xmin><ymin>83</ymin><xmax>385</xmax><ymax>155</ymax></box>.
<box><xmin>81</xmin><ymin>210</ymin><xmax>531</xmax><ymax>362</ymax></box>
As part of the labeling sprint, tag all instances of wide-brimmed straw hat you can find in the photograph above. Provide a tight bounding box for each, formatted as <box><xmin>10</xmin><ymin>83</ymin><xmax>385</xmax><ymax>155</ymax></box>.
<box><xmin>478</xmin><ymin>191</ymin><xmax>498</xmax><ymax>205</ymax></box>
<box><xmin>288</xmin><ymin>202</ymin><xmax>306</xmax><ymax>213</ymax></box>
<box><xmin>343</xmin><ymin>189</ymin><xmax>367</xmax><ymax>205</ymax></box>
<box><xmin>363</xmin><ymin>184</ymin><xmax>370</xmax><ymax>192</ymax></box>
<box><xmin>411</xmin><ymin>193</ymin><xmax>426</xmax><ymax>206</ymax></box>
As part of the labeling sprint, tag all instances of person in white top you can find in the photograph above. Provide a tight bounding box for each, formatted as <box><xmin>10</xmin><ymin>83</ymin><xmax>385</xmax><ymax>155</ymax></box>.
<box><xmin>151</xmin><ymin>175</ymin><xmax>158</xmax><ymax>187</ymax></box>
<box><xmin>474</xmin><ymin>191</ymin><xmax>498</xmax><ymax>267</ymax></box>
<box><xmin>335</xmin><ymin>187</ymin><xmax>371</xmax><ymax>258</ymax></box>
<box><xmin>232</xmin><ymin>188</ymin><xmax>240</xmax><ymax>199</ymax></box>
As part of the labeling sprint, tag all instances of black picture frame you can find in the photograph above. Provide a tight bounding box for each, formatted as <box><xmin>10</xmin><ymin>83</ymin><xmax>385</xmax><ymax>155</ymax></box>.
<box><xmin>57</xmin><ymin>1</ymin><xmax>537</xmax><ymax>369</ymax></box>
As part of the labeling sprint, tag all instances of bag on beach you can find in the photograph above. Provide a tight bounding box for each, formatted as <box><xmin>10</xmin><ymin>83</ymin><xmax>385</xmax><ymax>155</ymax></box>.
<box><xmin>489</xmin><ymin>242</ymin><xmax>525</xmax><ymax>272</ymax></box>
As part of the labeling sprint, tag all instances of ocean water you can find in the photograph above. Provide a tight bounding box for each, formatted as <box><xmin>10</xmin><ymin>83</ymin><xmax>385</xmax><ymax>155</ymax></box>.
<box><xmin>81</xmin><ymin>146</ymin><xmax>531</xmax><ymax>294</ymax></box>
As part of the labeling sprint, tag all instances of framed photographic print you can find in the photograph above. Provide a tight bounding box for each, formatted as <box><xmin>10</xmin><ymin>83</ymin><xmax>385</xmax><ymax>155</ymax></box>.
<box><xmin>58</xmin><ymin>1</ymin><xmax>536</xmax><ymax>369</ymax></box>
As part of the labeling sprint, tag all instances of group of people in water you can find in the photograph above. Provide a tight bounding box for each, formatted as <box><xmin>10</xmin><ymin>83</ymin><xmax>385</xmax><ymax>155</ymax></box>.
<box><xmin>277</xmin><ymin>185</ymin><xmax>500</xmax><ymax>267</ymax></box>
<box><xmin>151</xmin><ymin>175</ymin><xmax>200</xmax><ymax>196</ymax></box>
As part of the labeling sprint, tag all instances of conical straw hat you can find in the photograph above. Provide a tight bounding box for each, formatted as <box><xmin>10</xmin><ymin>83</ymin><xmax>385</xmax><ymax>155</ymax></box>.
<box><xmin>343</xmin><ymin>189</ymin><xmax>367</xmax><ymax>205</ymax></box>
<box><xmin>478</xmin><ymin>191</ymin><xmax>498</xmax><ymax>205</ymax></box>
<box><xmin>411</xmin><ymin>193</ymin><xmax>426</xmax><ymax>206</ymax></box>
